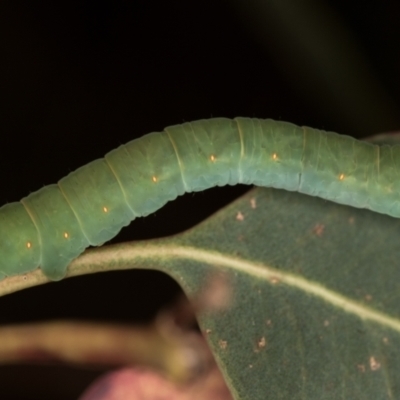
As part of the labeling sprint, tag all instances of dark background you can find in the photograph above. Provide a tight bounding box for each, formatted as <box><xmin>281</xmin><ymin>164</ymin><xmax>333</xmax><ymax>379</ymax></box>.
<box><xmin>0</xmin><ymin>1</ymin><xmax>400</xmax><ymax>398</ymax></box>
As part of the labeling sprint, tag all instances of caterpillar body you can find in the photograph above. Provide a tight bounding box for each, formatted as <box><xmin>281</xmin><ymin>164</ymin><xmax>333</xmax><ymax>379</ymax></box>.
<box><xmin>0</xmin><ymin>117</ymin><xmax>396</xmax><ymax>280</ymax></box>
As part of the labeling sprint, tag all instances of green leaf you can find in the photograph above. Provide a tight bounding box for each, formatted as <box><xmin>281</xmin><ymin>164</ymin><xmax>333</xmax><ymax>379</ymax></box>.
<box><xmin>129</xmin><ymin>187</ymin><xmax>400</xmax><ymax>400</ymax></box>
<box><xmin>30</xmin><ymin>185</ymin><xmax>396</xmax><ymax>399</ymax></box>
<box><xmin>3</xmin><ymin>167</ymin><xmax>400</xmax><ymax>400</ymax></box>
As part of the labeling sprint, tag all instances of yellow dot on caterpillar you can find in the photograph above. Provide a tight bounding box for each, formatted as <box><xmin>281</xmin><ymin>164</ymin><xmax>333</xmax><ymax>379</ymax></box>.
<box><xmin>64</xmin><ymin>232</ymin><xmax>69</xmax><ymax>239</ymax></box>
<box><xmin>152</xmin><ymin>176</ymin><xmax>158</xmax><ymax>183</ymax></box>
<box><xmin>103</xmin><ymin>206</ymin><xmax>109</xmax><ymax>213</ymax></box>
<box><xmin>210</xmin><ymin>155</ymin><xmax>216</xmax><ymax>162</ymax></box>
<box><xmin>272</xmin><ymin>153</ymin><xmax>278</xmax><ymax>160</ymax></box>
<box><xmin>339</xmin><ymin>173</ymin><xmax>345</xmax><ymax>181</ymax></box>
<box><xmin>26</xmin><ymin>241</ymin><xmax>32</xmax><ymax>249</ymax></box>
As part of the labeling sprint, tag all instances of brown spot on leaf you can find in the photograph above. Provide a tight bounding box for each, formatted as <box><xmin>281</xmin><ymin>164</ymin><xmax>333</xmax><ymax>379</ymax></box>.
<box><xmin>257</xmin><ymin>337</ymin><xmax>266</xmax><ymax>349</ymax></box>
<box><xmin>236</xmin><ymin>212</ymin><xmax>244</xmax><ymax>221</ymax></box>
<box><xmin>312</xmin><ymin>224</ymin><xmax>325</xmax><ymax>236</ymax></box>
<box><xmin>218</xmin><ymin>340</ymin><xmax>227</xmax><ymax>350</ymax></box>
<box><xmin>369</xmin><ymin>356</ymin><xmax>381</xmax><ymax>371</ymax></box>
<box><xmin>357</xmin><ymin>364</ymin><xmax>366</xmax><ymax>373</ymax></box>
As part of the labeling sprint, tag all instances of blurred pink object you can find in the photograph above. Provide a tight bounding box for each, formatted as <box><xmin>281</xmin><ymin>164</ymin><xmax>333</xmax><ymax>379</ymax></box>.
<box><xmin>79</xmin><ymin>366</ymin><xmax>233</xmax><ymax>400</ymax></box>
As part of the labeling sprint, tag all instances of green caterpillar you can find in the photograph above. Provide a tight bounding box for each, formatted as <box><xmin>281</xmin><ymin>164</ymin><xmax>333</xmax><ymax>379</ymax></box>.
<box><xmin>0</xmin><ymin>117</ymin><xmax>395</xmax><ymax>280</ymax></box>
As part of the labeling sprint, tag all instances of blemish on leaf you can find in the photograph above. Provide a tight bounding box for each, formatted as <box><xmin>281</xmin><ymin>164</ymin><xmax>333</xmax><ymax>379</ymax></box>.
<box><xmin>357</xmin><ymin>364</ymin><xmax>366</xmax><ymax>373</ymax></box>
<box><xmin>270</xmin><ymin>277</ymin><xmax>280</xmax><ymax>285</ymax></box>
<box><xmin>257</xmin><ymin>337</ymin><xmax>266</xmax><ymax>349</ymax></box>
<box><xmin>250</xmin><ymin>198</ymin><xmax>257</xmax><ymax>209</ymax></box>
<box><xmin>205</xmin><ymin>329</ymin><xmax>212</xmax><ymax>335</ymax></box>
<box><xmin>236</xmin><ymin>212</ymin><xmax>244</xmax><ymax>221</ymax></box>
<box><xmin>383</xmin><ymin>337</ymin><xmax>389</xmax><ymax>344</ymax></box>
<box><xmin>369</xmin><ymin>356</ymin><xmax>381</xmax><ymax>371</ymax></box>
<box><xmin>312</xmin><ymin>224</ymin><xmax>325</xmax><ymax>236</ymax></box>
<box><xmin>365</xmin><ymin>294</ymin><xmax>373</xmax><ymax>302</ymax></box>
<box><xmin>348</xmin><ymin>217</ymin><xmax>355</xmax><ymax>224</ymax></box>
<box><xmin>266</xmin><ymin>320</ymin><xmax>272</xmax><ymax>327</ymax></box>
<box><xmin>323</xmin><ymin>320</ymin><xmax>330</xmax><ymax>327</ymax></box>
<box><xmin>218</xmin><ymin>340</ymin><xmax>227</xmax><ymax>350</ymax></box>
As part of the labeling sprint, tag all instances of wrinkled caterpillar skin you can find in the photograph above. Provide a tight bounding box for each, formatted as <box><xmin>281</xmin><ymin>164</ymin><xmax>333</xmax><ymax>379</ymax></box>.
<box><xmin>0</xmin><ymin>117</ymin><xmax>395</xmax><ymax>280</ymax></box>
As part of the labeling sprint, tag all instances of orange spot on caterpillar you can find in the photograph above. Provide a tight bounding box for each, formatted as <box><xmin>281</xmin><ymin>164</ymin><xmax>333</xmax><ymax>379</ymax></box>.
<box><xmin>152</xmin><ymin>176</ymin><xmax>158</xmax><ymax>183</ymax></box>
<box><xmin>210</xmin><ymin>155</ymin><xmax>216</xmax><ymax>162</ymax></box>
<box><xmin>339</xmin><ymin>173</ymin><xmax>345</xmax><ymax>181</ymax></box>
<box><xmin>103</xmin><ymin>206</ymin><xmax>109</xmax><ymax>213</ymax></box>
<box><xmin>26</xmin><ymin>242</ymin><xmax>32</xmax><ymax>249</ymax></box>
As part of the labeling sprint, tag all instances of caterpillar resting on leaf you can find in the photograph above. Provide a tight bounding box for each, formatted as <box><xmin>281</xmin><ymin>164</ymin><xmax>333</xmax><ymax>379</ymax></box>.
<box><xmin>0</xmin><ymin>117</ymin><xmax>395</xmax><ymax>280</ymax></box>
